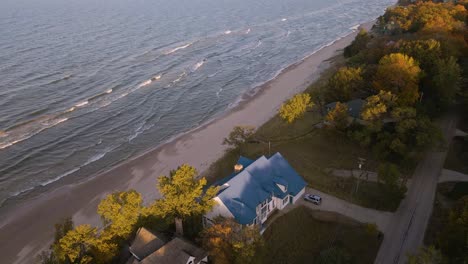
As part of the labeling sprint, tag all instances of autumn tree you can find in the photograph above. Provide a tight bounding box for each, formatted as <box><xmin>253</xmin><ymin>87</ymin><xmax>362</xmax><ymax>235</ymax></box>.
<box><xmin>361</xmin><ymin>90</ymin><xmax>397</xmax><ymax>122</ymax></box>
<box><xmin>147</xmin><ymin>164</ymin><xmax>217</xmax><ymax>236</ymax></box>
<box><xmin>97</xmin><ymin>190</ymin><xmax>143</xmax><ymax>240</ymax></box>
<box><xmin>373</xmin><ymin>53</ymin><xmax>421</xmax><ymax>106</ymax></box>
<box><xmin>398</xmin><ymin>39</ymin><xmax>442</xmax><ymax>74</ymax></box>
<box><xmin>223</xmin><ymin>125</ymin><xmax>255</xmax><ymax>154</ymax></box>
<box><xmin>57</xmin><ymin>225</ymin><xmax>99</xmax><ymax>264</ymax></box>
<box><xmin>325</xmin><ymin>67</ymin><xmax>364</xmax><ymax>102</ymax></box>
<box><xmin>38</xmin><ymin>218</ymin><xmax>74</xmax><ymax>264</ymax></box>
<box><xmin>279</xmin><ymin>93</ymin><xmax>313</xmax><ymax>123</ymax></box>
<box><xmin>381</xmin><ymin>3</ymin><xmax>466</xmax><ymax>34</ymax></box>
<box><xmin>325</xmin><ymin>102</ymin><xmax>350</xmax><ymax>130</ymax></box>
<box><xmin>201</xmin><ymin>217</ymin><xmax>263</xmax><ymax>264</ymax></box>
<box><xmin>408</xmin><ymin>246</ymin><xmax>446</xmax><ymax>264</ymax></box>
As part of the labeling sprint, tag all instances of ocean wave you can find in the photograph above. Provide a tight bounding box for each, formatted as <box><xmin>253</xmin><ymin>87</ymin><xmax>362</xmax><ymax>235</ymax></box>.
<box><xmin>216</xmin><ymin>88</ymin><xmax>223</xmax><ymax>98</ymax></box>
<box><xmin>39</xmin><ymin>168</ymin><xmax>80</xmax><ymax>187</ymax></box>
<box><xmin>208</xmin><ymin>71</ymin><xmax>220</xmax><ymax>78</ymax></box>
<box><xmin>173</xmin><ymin>71</ymin><xmax>187</xmax><ymax>83</ymax></box>
<box><xmin>40</xmin><ymin>146</ymin><xmax>116</xmax><ymax>186</ymax></box>
<box><xmin>350</xmin><ymin>24</ymin><xmax>360</xmax><ymax>31</ymax></box>
<box><xmin>245</xmin><ymin>28</ymin><xmax>251</xmax><ymax>34</ymax></box>
<box><xmin>75</xmin><ymin>101</ymin><xmax>89</xmax><ymax>107</ymax></box>
<box><xmin>164</xmin><ymin>42</ymin><xmax>193</xmax><ymax>55</ymax></box>
<box><xmin>128</xmin><ymin>122</ymin><xmax>152</xmax><ymax>141</ymax></box>
<box><xmin>137</xmin><ymin>74</ymin><xmax>162</xmax><ymax>89</ymax></box>
<box><xmin>0</xmin><ymin>116</ymin><xmax>69</xmax><ymax>150</ymax></box>
<box><xmin>224</xmin><ymin>30</ymin><xmax>232</xmax><ymax>35</ymax></box>
<box><xmin>254</xmin><ymin>40</ymin><xmax>262</xmax><ymax>49</ymax></box>
<box><xmin>281</xmin><ymin>18</ymin><xmax>287</xmax><ymax>22</ymax></box>
<box><xmin>192</xmin><ymin>60</ymin><xmax>206</xmax><ymax>72</ymax></box>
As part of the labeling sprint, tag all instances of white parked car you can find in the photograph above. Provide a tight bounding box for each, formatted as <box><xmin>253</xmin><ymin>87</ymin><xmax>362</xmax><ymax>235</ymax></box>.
<box><xmin>304</xmin><ymin>194</ymin><xmax>322</xmax><ymax>205</ymax></box>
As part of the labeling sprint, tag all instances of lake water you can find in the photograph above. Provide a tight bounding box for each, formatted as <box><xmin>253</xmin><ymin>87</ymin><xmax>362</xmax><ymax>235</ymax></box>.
<box><xmin>0</xmin><ymin>0</ymin><xmax>395</xmax><ymax>207</ymax></box>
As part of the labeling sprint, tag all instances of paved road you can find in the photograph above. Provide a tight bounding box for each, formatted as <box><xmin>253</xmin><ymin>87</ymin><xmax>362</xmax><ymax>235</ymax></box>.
<box><xmin>439</xmin><ymin>169</ymin><xmax>468</xmax><ymax>183</ymax></box>
<box><xmin>374</xmin><ymin>115</ymin><xmax>458</xmax><ymax>264</ymax></box>
<box><xmin>300</xmin><ymin>187</ymin><xmax>392</xmax><ymax>233</ymax></box>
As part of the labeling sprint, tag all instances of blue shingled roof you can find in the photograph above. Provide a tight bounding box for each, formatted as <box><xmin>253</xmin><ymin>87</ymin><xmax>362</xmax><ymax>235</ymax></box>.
<box><xmin>214</xmin><ymin>153</ymin><xmax>306</xmax><ymax>224</ymax></box>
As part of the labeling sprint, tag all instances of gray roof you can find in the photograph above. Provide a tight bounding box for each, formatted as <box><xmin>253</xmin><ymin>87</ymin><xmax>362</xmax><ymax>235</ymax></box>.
<box><xmin>140</xmin><ymin>237</ymin><xmax>207</xmax><ymax>264</ymax></box>
<box><xmin>129</xmin><ymin>227</ymin><xmax>166</xmax><ymax>261</ymax></box>
<box><xmin>325</xmin><ymin>99</ymin><xmax>365</xmax><ymax>119</ymax></box>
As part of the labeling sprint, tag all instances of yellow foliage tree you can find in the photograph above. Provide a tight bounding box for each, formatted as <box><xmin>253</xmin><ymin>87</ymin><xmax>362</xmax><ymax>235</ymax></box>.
<box><xmin>279</xmin><ymin>93</ymin><xmax>313</xmax><ymax>123</ymax></box>
<box><xmin>373</xmin><ymin>53</ymin><xmax>421</xmax><ymax>106</ymax></box>
<box><xmin>325</xmin><ymin>102</ymin><xmax>349</xmax><ymax>130</ymax></box>
<box><xmin>147</xmin><ymin>164</ymin><xmax>218</xmax><ymax>236</ymax></box>
<box><xmin>97</xmin><ymin>190</ymin><xmax>143</xmax><ymax>240</ymax></box>
<box><xmin>326</xmin><ymin>67</ymin><xmax>364</xmax><ymax>102</ymax></box>
<box><xmin>361</xmin><ymin>90</ymin><xmax>397</xmax><ymax>121</ymax></box>
<box><xmin>57</xmin><ymin>225</ymin><xmax>98</xmax><ymax>264</ymax></box>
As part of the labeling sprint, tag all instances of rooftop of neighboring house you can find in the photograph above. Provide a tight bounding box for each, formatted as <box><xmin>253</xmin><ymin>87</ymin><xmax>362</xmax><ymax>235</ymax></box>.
<box><xmin>139</xmin><ymin>237</ymin><xmax>207</xmax><ymax>264</ymax></box>
<box><xmin>325</xmin><ymin>98</ymin><xmax>365</xmax><ymax>119</ymax></box>
<box><xmin>129</xmin><ymin>227</ymin><xmax>166</xmax><ymax>261</ymax></box>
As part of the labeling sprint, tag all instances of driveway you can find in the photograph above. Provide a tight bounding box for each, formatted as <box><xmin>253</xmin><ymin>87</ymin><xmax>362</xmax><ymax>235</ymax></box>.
<box><xmin>300</xmin><ymin>187</ymin><xmax>393</xmax><ymax>233</ymax></box>
<box><xmin>374</xmin><ymin>114</ymin><xmax>458</xmax><ymax>264</ymax></box>
<box><xmin>439</xmin><ymin>169</ymin><xmax>468</xmax><ymax>183</ymax></box>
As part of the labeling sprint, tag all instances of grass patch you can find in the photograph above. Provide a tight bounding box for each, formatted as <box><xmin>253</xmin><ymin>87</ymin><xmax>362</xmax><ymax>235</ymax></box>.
<box><xmin>255</xmin><ymin>206</ymin><xmax>382</xmax><ymax>264</ymax></box>
<box><xmin>206</xmin><ymin>123</ymin><xmax>401</xmax><ymax>211</ymax></box>
<box><xmin>444</xmin><ymin>137</ymin><xmax>468</xmax><ymax>175</ymax></box>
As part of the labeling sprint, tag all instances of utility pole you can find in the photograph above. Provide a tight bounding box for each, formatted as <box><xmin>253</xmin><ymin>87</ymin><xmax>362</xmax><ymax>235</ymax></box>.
<box><xmin>355</xmin><ymin>157</ymin><xmax>366</xmax><ymax>195</ymax></box>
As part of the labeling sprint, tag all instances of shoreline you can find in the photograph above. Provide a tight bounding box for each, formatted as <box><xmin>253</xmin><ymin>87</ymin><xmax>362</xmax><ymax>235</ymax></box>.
<box><xmin>0</xmin><ymin>21</ymin><xmax>375</xmax><ymax>263</ymax></box>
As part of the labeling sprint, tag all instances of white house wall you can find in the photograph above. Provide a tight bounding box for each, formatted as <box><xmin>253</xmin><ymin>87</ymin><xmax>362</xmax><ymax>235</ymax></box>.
<box><xmin>292</xmin><ymin>188</ymin><xmax>305</xmax><ymax>204</ymax></box>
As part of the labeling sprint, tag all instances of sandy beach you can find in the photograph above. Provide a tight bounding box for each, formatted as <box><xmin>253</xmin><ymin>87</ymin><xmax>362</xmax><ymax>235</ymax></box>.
<box><xmin>0</xmin><ymin>22</ymin><xmax>374</xmax><ymax>263</ymax></box>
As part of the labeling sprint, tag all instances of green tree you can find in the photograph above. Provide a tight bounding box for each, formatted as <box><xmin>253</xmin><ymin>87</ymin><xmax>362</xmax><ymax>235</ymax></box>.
<box><xmin>279</xmin><ymin>93</ymin><xmax>313</xmax><ymax>123</ymax></box>
<box><xmin>377</xmin><ymin>163</ymin><xmax>406</xmax><ymax>210</ymax></box>
<box><xmin>147</xmin><ymin>164</ymin><xmax>217</xmax><ymax>236</ymax></box>
<box><xmin>201</xmin><ymin>217</ymin><xmax>263</xmax><ymax>264</ymax></box>
<box><xmin>437</xmin><ymin>196</ymin><xmax>468</xmax><ymax>263</ymax></box>
<box><xmin>222</xmin><ymin>125</ymin><xmax>255</xmax><ymax>154</ymax></box>
<box><xmin>408</xmin><ymin>246</ymin><xmax>446</xmax><ymax>264</ymax></box>
<box><xmin>391</xmin><ymin>107</ymin><xmax>441</xmax><ymax>154</ymax></box>
<box><xmin>97</xmin><ymin>190</ymin><xmax>143</xmax><ymax>240</ymax></box>
<box><xmin>344</xmin><ymin>29</ymin><xmax>371</xmax><ymax>58</ymax></box>
<box><xmin>431</xmin><ymin>57</ymin><xmax>461</xmax><ymax>107</ymax></box>
<box><xmin>325</xmin><ymin>102</ymin><xmax>350</xmax><ymax>130</ymax></box>
<box><xmin>326</xmin><ymin>67</ymin><xmax>364</xmax><ymax>102</ymax></box>
<box><xmin>373</xmin><ymin>53</ymin><xmax>421</xmax><ymax>106</ymax></box>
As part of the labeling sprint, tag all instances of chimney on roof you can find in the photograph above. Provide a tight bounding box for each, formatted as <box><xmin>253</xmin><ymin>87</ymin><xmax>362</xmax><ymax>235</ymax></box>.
<box><xmin>234</xmin><ymin>164</ymin><xmax>243</xmax><ymax>173</ymax></box>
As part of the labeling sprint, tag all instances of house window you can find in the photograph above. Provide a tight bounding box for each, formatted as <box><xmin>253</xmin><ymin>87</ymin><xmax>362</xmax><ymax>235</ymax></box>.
<box><xmin>283</xmin><ymin>196</ymin><xmax>289</xmax><ymax>205</ymax></box>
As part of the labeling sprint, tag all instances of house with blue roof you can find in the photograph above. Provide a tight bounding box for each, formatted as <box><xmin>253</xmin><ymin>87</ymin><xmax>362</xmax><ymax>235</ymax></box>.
<box><xmin>203</xmin><ymin>152</ymin><xmax>306</xmax><ymax>227</ymax></box>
